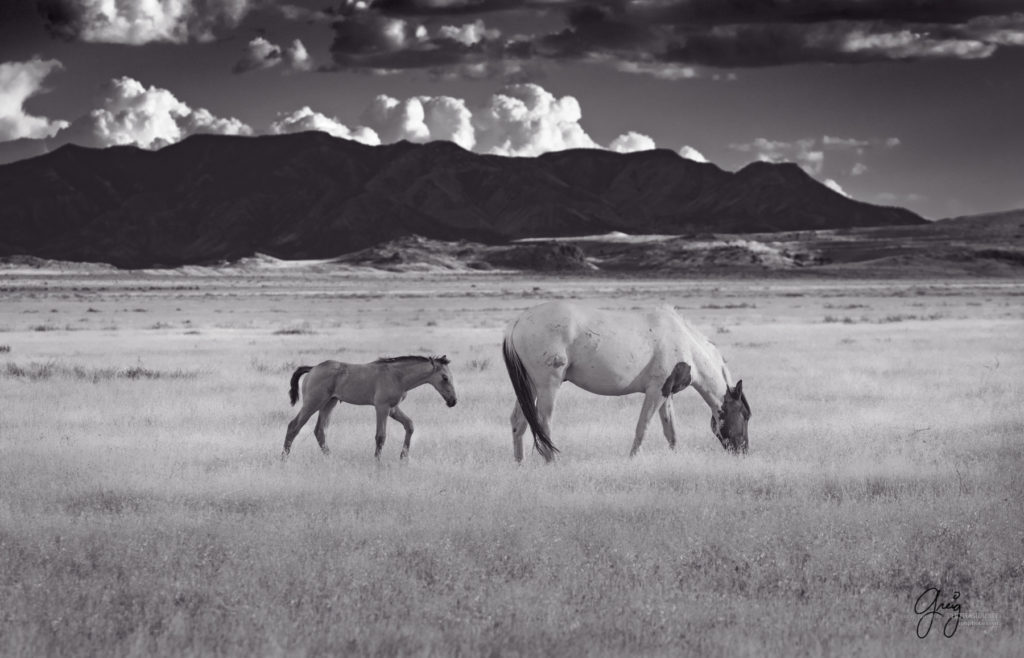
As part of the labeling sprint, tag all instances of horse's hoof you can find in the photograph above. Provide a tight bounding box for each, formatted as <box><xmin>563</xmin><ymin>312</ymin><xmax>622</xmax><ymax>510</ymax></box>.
<box><xmin>280</xmin><ymin>451</ymin><xmax>289</xmax><ymax>461</ymax></box>
<box><xmin>321</xmin><ymin>448</ymin><xmax>331</xmax><ymax>456</ymax></box>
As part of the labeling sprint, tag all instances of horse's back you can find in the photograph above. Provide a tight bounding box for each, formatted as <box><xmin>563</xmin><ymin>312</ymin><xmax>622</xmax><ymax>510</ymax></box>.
<box><xmin>509</xmin><ymin>301</ymin><xmax>681</xmax><ymax>395</ymax></box>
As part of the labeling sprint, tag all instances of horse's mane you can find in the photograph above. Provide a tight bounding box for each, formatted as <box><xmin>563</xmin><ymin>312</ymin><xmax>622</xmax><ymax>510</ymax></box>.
<box><xmin>375</xmin><ymin>355</ymin><xmax>450</xmax><ymax>365</ymax></box>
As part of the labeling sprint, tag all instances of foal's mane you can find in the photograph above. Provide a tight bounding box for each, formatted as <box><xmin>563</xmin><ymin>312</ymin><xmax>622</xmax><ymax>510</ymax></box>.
<box><xmin>374</xmin><ymin>355</ymin><xmax>450</xmax><ymax>365</ymax></box>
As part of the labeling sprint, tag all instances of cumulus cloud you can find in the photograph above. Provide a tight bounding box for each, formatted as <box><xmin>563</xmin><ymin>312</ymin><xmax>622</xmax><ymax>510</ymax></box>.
<box><xmin>471</xmin><ymin>84</ymin><xmax>600</xmax><ymax>156</ymax></box>
<box><xmin>284</xmin><ymin>39</ymin><xmax>315</xmax><ymax>71</ymax></box>
<box><xmin>36</xmin><ymin>0</ymin><xmax>254</xmax><ymax>44</ymax></box>
<box><xmin>71</xmin><ymin>76</ymin><xmax>251</xmax><ymax>149</ymax></box>
<box><xmin>233</xmin><ymin>36</ymin><xmax>315</xmax><ymax>73</ymax></box>
<box><xmin>270</xmin><ymin>107</ymin><xmax>380</xmax><ymax>144</ymax></box>
<box><xmin>0</xmin><ymin>57</ymin><xmax>69</xmax><ymax>142</ymax></box>
<box><xmin>731</xmin><ymin>134</ymin><xmax>900</xmax><ymax>179</ymax></box>
<box><xmin>609</xmin><ymin>131</ymin><xmax>656</xmax><ymax>153</ymax></box>
<box><xmin>679</xmin><ymin>145</ymin><xmax>708</xmax><ymax>163</ymax></box>
<box><xmin>824</xmin><ymin>178</ymin><xmax>850</xmax><ymax>197</ymax></box>
<box><xmin>360</xmin><ymin>94</ymin><xmax>475</xmax><ymax>149</ymax></box>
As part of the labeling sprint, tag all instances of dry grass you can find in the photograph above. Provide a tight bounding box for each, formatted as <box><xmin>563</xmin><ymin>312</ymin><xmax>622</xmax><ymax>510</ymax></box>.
<box><xmin>0</xmin><ymin>275</ymin><xmax>1021</xmax><ymax>657</ymax></box>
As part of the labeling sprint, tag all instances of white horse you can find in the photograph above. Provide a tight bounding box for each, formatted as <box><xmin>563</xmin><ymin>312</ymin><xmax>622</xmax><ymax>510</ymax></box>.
<box><xmin>502</xmin><ymin>301</ymin><xmax>750</xmax><ymax>462</ymax></box>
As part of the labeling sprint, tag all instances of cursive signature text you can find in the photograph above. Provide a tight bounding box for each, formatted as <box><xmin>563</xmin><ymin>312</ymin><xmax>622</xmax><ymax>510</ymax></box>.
<box><xmin>915</xmin><ymin>587</ymin><xmax>961</xmax><ymax>638</ymax></box>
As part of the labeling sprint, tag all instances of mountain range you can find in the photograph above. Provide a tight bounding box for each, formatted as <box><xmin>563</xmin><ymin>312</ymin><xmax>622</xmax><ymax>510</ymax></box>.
<box><xmin>0</xmin><ymin>132</ymin><xmax>925</xmax><ymax>268</ymax></box>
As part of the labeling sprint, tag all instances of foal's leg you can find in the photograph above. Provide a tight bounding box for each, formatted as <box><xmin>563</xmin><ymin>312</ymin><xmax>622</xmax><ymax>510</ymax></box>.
<box><xmin>658</xmin><ymin>396</ymin><xmax>678</xmax><ymax>450</ymax></box>
<box><xmin>389</xmin><ymin>407</ymin><xmax>415</xmax><ymax>459</ymax></box>
<box><xmin>313</xmin><ymin>398</ymin><xmax>339</xmax><ymax>456</ymax></box>
<box><xmin>283</xmin><ymin>399</ymin><xmax>322</xmax><ymax>458</ymax></box>
<box><xmin>510</xmin><ymin>402</ymin><xmax>528</xmax><ymax>463</ymax></box>
<box><xmin>630</xmin><ymin>388</ymin><xmax>665</xmax><ymax>457</ymax></box>
<box><xmin>373</xmin><ymin>404</ymin><xmax>389</xmax><ymax>459</ymax></box>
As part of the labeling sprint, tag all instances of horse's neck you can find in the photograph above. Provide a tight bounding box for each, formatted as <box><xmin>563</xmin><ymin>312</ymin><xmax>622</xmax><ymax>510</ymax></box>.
<box><xmin>690</xmin><ymin>353</ymin><xmax>730</xmax><ymax>413</ymax></box>
<box><xmin>395</xmin><ymin>362</ymin><xmax>435</xmax><ymax>391</ymax></box>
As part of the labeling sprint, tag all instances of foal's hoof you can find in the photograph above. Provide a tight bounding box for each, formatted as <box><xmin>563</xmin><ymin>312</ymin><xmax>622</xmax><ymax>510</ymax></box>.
<box><xmin>280</xmin><ymin>451</ymin><xmax>289</xmax><ymax>461</ymax></box>
<box><xmin>321</xmin><ymin>447</ymin><xmax>331</xmax><ymax>456</ymax></box>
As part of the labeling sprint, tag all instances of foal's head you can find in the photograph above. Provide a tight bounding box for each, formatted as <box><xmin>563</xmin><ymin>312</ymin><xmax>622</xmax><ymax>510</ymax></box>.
<box><xmin>712</xmin><ymin>380</ymin><xmax>751</xmax><ymax>454</ymax></box>
<box><xmin>428</xmin><ymin>356</ymin><xmax>457</xmax><ymax>407</ymax></box>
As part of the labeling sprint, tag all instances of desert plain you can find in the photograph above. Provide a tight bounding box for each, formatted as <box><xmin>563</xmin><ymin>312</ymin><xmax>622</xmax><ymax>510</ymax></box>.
<box><xmin>0</xmin><ymin>269</ymin><xmax>1021</xmax><ymax>657</ymax></box>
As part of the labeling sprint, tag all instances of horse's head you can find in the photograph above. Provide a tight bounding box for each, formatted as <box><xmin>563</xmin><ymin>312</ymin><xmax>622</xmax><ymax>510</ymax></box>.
<box><xmin>429</xmin><ymin>356</ymin><xmax>457</xmax><ymax>408</ymax></box>
<box><xmin>712</xmin><ymin>380</ymin><xmax>750</xmax><ymax>454</ymax></box>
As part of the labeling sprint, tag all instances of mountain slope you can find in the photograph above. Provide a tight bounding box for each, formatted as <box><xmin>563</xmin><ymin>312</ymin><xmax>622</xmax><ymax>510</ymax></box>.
<box><xmin>0</xmin><ymin>132</ymin><xmax>925</xmax><ymax>267</ymax></box>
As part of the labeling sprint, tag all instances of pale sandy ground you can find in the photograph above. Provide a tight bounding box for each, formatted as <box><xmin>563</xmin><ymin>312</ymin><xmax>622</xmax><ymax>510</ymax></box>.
<box><xmin>1</xmin><ymin>272</ymin><xmax>1021</xmax><ymax>657</ymax></box>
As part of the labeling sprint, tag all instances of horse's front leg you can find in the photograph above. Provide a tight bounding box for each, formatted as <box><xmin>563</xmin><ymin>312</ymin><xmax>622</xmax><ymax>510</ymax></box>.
<box><xmin>373</xmin><ymin>404</ymin><xmax>389</xmax><ymax>459</ymax></box>
<box><xmin>658</xmin><ymin>396</ymin><xmax>678</xmax><ymax>450</ymax></box>
<box><xmin>390</xmin><ymin>406</ymin><xmax>415</xmax><ymax>459</ymax></box>
<box><xmin>630</xmin><ymin>388</ymin><xmax>665</xmax><ymax>457</ymax></box>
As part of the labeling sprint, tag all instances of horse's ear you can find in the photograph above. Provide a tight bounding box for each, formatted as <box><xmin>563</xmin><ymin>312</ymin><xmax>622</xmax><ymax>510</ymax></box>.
<box><xmin>733</xmin><ymin>380</ymin><xmax>743</xmax><ymax>398</ymax></box>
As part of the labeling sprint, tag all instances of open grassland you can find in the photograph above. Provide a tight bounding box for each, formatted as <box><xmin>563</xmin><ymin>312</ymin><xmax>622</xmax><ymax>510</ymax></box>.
<box><xmin>1</xmin><ymin>274</ymin><xmax>1022</xmax><ymax>657</ymax></box>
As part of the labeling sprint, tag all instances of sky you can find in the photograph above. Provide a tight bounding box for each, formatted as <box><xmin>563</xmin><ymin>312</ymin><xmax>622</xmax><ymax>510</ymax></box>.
<box><xmin>1</xmin><ymin>0</ymin><xmax>1023</xmax><ymax>220</ymax></box>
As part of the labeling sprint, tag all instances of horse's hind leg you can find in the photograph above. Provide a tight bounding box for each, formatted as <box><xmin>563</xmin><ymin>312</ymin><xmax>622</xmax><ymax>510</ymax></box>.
<box><xmin>283</xmin><ymin>403</ymin><xmax>319</xmax><ymax>459</ymax></box>
<box><xmin>314</xmin><ymin>399</ymin><xmax>339</xmax><ymax>456</ymax></box>
<box><xmin>510</xmin><ymin>402</ymin><xmax>528</xmax><ymax>463</ymax></box>
<box><xmin>658</xmin><ymin>397</ymin><xmax>678</xmax><ymax>450</ymax></box>
<box><xmin>630</xmin><ymin>388</ymin><xmax>665</xmax><ymax>457</ymax></box>
<box><xmin>533</xmin><ymin>379</ymin><xmax>561</xmax><ymax>462</ymax></box>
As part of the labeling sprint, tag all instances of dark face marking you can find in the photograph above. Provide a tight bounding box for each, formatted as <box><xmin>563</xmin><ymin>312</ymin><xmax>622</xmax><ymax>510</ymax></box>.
<box><xmin>661</xmin><ymin>361</ymin><xmax>692</xmax><ymax>397</ymax></box>
<box><xmin>713</xmin><ymin>380</ymin><xmax>751</xmax><ymax>453</ymax></box>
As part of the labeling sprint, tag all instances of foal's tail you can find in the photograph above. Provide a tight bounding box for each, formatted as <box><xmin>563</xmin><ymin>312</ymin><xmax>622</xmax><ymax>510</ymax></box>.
<box><xmin>502</xmin><ymin>332</ymin><xmax>559</xmax><ymax>462</ymax></box>
<box><xmin>289</xmin><ymin>366</ymin><xmax>313</xmax><ymax>406</ymax></box>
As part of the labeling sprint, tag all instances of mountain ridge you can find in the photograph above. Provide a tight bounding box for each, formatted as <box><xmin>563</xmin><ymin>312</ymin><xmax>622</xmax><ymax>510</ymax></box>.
<box><xmin>0</xmin><ymin>132</ymin><xmax>925</xmax><ymax>268</ymax></box>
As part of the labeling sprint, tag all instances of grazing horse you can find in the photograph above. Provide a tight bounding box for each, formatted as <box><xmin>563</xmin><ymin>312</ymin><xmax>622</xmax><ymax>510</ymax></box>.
<box><xmin>283</xmin><ymin>355</ymin><xmax>457</xmax><ymax>460</ymax></box>
<box><xmin>502</xmin><ymin>301</ymin><xmax>750</xmax><ymax>462</ymax></box>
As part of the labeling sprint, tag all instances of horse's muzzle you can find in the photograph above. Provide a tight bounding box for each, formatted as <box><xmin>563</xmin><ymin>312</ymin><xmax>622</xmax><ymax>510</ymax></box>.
<box><xmin>447</xmin><ymin>399</ymin><xmax>457</xmax><ymax>408</ymax></box>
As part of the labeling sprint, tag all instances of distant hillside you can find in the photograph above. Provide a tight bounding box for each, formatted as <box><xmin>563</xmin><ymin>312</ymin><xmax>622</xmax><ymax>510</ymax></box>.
<box><xmin>0</xmin><ymin>133</ymin><xmax>925</xmax><ymax>267</ymax></box>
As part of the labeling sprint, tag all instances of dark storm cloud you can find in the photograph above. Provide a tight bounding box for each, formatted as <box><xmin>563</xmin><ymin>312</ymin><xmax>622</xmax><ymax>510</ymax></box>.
<box><xmin>27</xmin><ymin>0</ymin><xmax>1024</xmax><ymax>74</ymax></box>
<box><xmin>35</xmin><ymin>0</ymin><xmax>254</xmax><ymax>44</ymax></box>
<box><xmin>326</xmin><ymin>10</ymin><xmax>515</xmax><ymax>73</ymax></box>
<box><xmin>316</xmin><ymin>0</ymin><xmax>1024</xmax><ymax>76</ymax></box>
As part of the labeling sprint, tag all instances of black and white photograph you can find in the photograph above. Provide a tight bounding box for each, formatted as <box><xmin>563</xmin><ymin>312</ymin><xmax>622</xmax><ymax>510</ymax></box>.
<box><xmin>1</xmin><ymin>0</ymin><xmax>1021</xmax><ymax>655</ymax></box>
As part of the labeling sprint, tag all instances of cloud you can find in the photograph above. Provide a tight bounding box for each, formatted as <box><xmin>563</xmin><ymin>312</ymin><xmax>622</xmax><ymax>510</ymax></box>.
<box><xmin>234</xmin><ymin>37</ymin><xmax>282</xmax><ymax>73</ymax></box>
<box><xmin>679</xmin><ymin>145</ymin><xmax>708</xmax><ymax>163</ymax></box>
<box><xmin>233</xmin><ymin>36</ymin><xmax>315</xmax><ymax>73</ymax></box>
<box><xmin>284</xmin><ymin>39</ymin><xmax>315</xmax><ymax>71</ymax></box>
<box><xmin>823</xmin><ymin>178</ymin><xmax>850</xmax><ymax>197</ymax></box>
<box><xmin>361</xmin><ymin>94</ymin><xmax>476</xmax><ymax>149</ymax></box>
<box><xmin>437</xmin><ymin>19</ymin><xmax>500</xmax><ymax>46</ymax></box>
<box><xmin>68</xmin><ymin>76</ymin><xmax>251</xmax><ymax>149</ymax></box>
<box><xmin>732</xmin><ymin>137</ymin><xmax>824</xmax><ymax>174</ymax></box>
<box><xmin>270</xmin><ymin>107</ymin><xmax>380</xmax><ymax>144</ymax></box>
<box><xmin>0</xmin><ymin>57</ymin><xmax>69</xmax><ymax>142</ymax></box>
<box><xmin>352</xmin><ymin>83</ymin><xmax>655</xmax><ymax>157</ymax></box>
<box><xmin>731</xmin><ymin>134</ymin><xmax>900</xmax><ymax>178</ymax></box>
<box><xmin>36</xmin><ymin>0</ymin><xmax>254</xmax><ymax>44</ymax></box>
<box><xmin>609</xmin><ymin>131</ymin><xmax>656</xmax><ymax>153</ymax></box>
<box><xmin>309</xmin><ymin>1</ymin><xmax>1024</xmax><ymax>76</ymax></box>
<box><xmin>471</xmin><ymin>84</ymin><xmax>600</xmax><ymax>156</ymax></box>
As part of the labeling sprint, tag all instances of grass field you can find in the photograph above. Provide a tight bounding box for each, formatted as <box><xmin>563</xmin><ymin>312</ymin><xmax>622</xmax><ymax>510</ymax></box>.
<box><xmin>1</xmin><ymin>273</ymin><xmax>1022</xmax><ymax>657</ymax></box>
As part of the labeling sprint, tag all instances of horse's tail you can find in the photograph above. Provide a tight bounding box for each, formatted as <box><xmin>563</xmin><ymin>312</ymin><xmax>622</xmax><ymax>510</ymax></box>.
<box><xmin>502</xmin><ymin>330</ymin><xmax>559</xmax><ymax>461</ymax></box>
<box><xmin>289</xmin><ymin>366</ymin><xmax>313</xmax><ymax>406</ymax></box>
